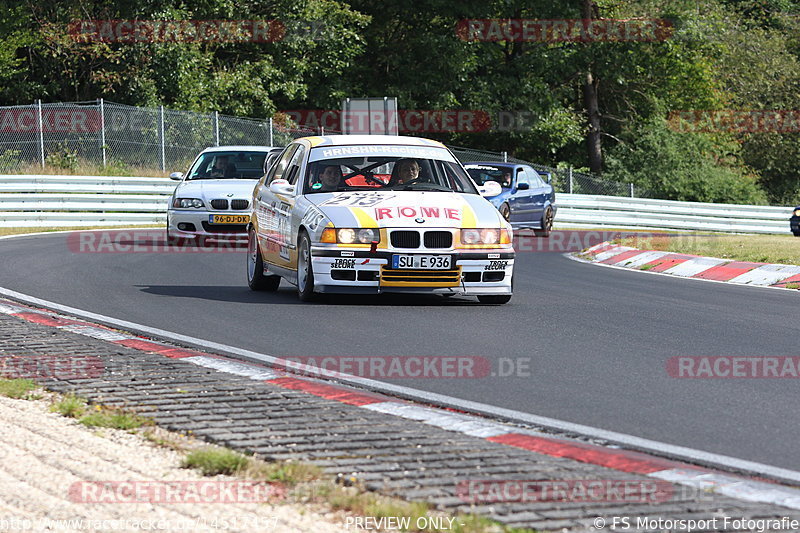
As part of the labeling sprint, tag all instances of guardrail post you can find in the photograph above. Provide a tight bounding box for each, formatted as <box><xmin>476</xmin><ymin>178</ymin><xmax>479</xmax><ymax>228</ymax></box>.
<box><xmin>630</xmin><ymin>183</ymin><xmax>634</xmax><ymax>198</ymax></box>
<box><xmin>213</xmin><ymin>111</ymin><xmax>219</xmax><ymax>146</ymax></box>
<box><xmin>99</xmin><ymin>98</ymin><xmax>106</xmax><ymax>167</ymax></box>
<box><xmin>159</xmin><ymin>105</ymin><xmax>165</xmax><ymax>172</ymax></box>
<box><xmin>36</xmin><ymin>100</ymin><xmax>44</xmax><ymax>168</ymax></box>
<box><xmin>268</xmin><ymin>117</ymin><xmax>273</xmax><ymax>146</ymax></box>
<box><xmin>569</xmin><ymin>167</ymin><xmax>573</xmax><ymax>194</ymax></box>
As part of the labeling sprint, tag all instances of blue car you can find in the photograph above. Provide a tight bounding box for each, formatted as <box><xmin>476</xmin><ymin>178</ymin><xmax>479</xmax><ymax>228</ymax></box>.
<box><xmin>465</xmin><ymin>162</ymin><xmax>557</xmax><ymax>237</ymax></box>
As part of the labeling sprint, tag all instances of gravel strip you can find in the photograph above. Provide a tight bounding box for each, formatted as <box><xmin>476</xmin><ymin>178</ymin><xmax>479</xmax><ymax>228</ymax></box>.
<box><xmin>0</xmin><ymin>394</ymin><xmax>348</xmax><ymax>532</ymax></box>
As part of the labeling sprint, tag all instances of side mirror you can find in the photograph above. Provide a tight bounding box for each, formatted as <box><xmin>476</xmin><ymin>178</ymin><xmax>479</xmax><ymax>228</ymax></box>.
<box><xmin>516</xmin><ymin>182</ymin><xmax>530</xmax><ymax>190</ymax></box>
<box><xmin>269</xmin><ymin>178</ymin><xmax>295</xmax><ymax>196</ymax></box>
<box><xmin>169</xmin><ymin>172</ymin><xmax>184</xmax><ymax>181</ymax></box>
<box><xmin>542</xmin><ymin>172</ymin><xmax>552</xmax><ymax>184</ymax></box>
<box><xmin>479</xmin><ymin>181</ymin><xmax>502</xmax><ymax>197</ymax></box>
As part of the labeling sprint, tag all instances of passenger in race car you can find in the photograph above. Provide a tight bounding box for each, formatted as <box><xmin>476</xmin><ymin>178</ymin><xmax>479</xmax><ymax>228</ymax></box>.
<box><xmin>389</xmin><ymin>158</ymin><xmax>420</xmax><ymax>185</ymax></box>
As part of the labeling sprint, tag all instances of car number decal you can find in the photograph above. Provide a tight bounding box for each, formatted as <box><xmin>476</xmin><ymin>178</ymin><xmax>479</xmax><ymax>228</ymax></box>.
<box><xmin>321</xmin><ymin>191</ymin><xmax>394</xmax><ymax>207</ymax></box>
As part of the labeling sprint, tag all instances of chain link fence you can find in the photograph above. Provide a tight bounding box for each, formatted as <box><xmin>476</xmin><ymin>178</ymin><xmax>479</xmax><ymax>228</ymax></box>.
<box><xmin>0</xmin><ymin>100</ymin><xmax>314</xmax><ymax>176</ymax></box>
<box><xmin>0</xmin><ymin>99</ymin><xmax>643</xmax><ymax>197</ymax></box>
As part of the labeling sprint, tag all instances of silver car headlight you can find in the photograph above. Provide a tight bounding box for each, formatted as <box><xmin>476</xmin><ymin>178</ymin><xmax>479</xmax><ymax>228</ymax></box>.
<box><xmin>173</xmin><ymin>198</ymin><xmax>204</xmax><ymax>209</ymax></box>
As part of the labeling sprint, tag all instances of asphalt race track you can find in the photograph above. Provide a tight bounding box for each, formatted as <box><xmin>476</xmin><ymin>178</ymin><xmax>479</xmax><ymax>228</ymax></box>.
<box><xmin>1</xmin><ymin>230</ymin><xmax>798</xmax><ymax>471</ymax></box>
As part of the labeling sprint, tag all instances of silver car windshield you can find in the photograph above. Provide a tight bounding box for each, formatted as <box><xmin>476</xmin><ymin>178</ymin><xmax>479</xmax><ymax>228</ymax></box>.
<box><xmin>187</xmin><ymin>151</ymin><xmax>268</xmax><ymax>180</ymax></box>
<box><xmin>304</xmin><ymin>153</ymin><xmax>478</xmax><ymax>195</ymax></box>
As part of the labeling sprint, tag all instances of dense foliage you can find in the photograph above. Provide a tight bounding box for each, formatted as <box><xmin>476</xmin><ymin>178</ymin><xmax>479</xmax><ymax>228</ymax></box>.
<box><xmin>2</xmin><ymin>0</ymin><xmax>799</xmax><ymax>204</ymax></box>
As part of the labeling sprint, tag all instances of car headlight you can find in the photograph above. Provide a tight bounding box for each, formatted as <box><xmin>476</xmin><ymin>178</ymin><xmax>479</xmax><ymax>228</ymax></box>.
<box><xmin>321</xmin><ymin>228</ymin><xmax>379</xmax><ymax>244</ymax></box>
<box><xmin>794</xmin><ymin>209</ymin><xmax>800</xmax><ymax>217</ymax></box>
<box><xmin>173</xmin><ymin>198</ymin><xmax>204</xmax><ymax>208</ymax></box>
<box><xmin>461</xmin><ymin>228</ymin><xmax>511</xmax><ymax>245</ymax></box>
<box><xmin>356</xmin><ymin>229</ymin><xmax>378</xmax><ymax>244</ymax></box>
<box><xmin>337</xmin><ymin>228</ymin><xmax>356</xmax><ymax>243</ymax></box>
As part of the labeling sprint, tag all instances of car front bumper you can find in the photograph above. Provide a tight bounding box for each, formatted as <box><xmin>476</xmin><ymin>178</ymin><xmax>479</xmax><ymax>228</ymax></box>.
<box><xmin>167</xmin><ymin>209</ymin><xmax>250</xmax><ymax>239</ymax></box>
<box><xmin>310</xmin><ymin>247</ymin><xmax>514</xmax><ymax>296</ymax></box>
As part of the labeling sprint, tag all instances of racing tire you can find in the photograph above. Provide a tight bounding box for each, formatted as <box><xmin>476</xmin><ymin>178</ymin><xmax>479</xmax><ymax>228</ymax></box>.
<box><xmin>534</xmin><ymin>207</ymin><xmax>554</xmax><ymax>238</ymax></box>
<box><xmin>793</xmin><ymin>230</ymin><xmax>800</xmax><ymax>237</ymax></box>
<box><xmin>478</xmin><ymin>294</ymin><xmax>512</xmax><ymax>304</ymax></box>
<box><xmin>166</xmin><ymin>225</ymin><xmax>180</xmax><ymax>245</ymax></box>
<box><xmin>247</xmin><ymin>227</ymin><xmax>280</xmax><ymax>291</ymax></box>
<box><xmin>297</xmin><ymin>232</ymin><xmax>317</xmax><ymax>302</ymax></box>
<box><xmin>499</xmin><ymin>203</ymin><xmax>511</xmax><ymax>222</ymax></box>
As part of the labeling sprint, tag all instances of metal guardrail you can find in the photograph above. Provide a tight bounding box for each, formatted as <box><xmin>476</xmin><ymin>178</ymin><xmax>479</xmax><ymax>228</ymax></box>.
<box><xmin>0</xmin><ymin>175</ymin><xmax>173</xmax><ymax>227</ymax></box>
<box><xmin>0</xmin><ymin>175</ymin><xmax>794</xmax><ymax>233</ymax></box>
<box><xmin>557</xmin><ymin>194</ymin><xmax>793</xmax><ymax>234</ymax></box>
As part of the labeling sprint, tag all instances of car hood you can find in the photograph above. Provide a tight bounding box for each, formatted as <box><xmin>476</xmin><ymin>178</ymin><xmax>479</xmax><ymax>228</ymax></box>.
<box><xmin>174</xmin><ymin>179</ymin><xmax>258</xmax><ymax>199</ymax></box>
<box><xmin>307</xmin><ymin>190</ymin><xmax>505</xmax><ymax>229</ymax></box>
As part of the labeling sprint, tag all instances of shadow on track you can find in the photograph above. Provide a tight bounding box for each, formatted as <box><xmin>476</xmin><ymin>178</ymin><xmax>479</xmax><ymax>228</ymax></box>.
<box><xmin>136</xmin><ymin>285</ymin><xmax>479</xmax><ymax>307</ymax></box>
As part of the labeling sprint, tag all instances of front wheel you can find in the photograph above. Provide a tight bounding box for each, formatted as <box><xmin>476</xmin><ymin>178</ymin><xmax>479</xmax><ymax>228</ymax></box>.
<box><xmin>478</xmin><ymin>294</ymin><xmax>512</xmax><ymax>304</ymax></box>
<box><xmin>499</xmin><ymin>203</ymin><xmax>510</xmax><ymax>222</ymax></box>
<box><xmin>247</xmin><ymin>227</ymin><xmax>280</xmax><ymax>291</ymax></box>
<box><xmin>297</xmin><ymin>232</ymin><xmax>317</xmax><ymax>301</ymax></box>
<box><xmin>534</xmin><ymin>206</ymin><xmax>554</xmax><ymax>237</ymax></box>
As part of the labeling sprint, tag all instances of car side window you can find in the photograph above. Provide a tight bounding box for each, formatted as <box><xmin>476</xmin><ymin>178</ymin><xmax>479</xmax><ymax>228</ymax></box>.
<box><xmin>527</xmin><ymin>167</ymin><xmax>544</xmax><ymax>187</ymax></box>
<box><xmin>284</xmin><ymin>145</ymin><xmax>307</xmax><ymax>186</ymax></box>
<box><xmin>516</xmin><ymin>168</ymin><xmax>530</xmax><ymax>187</ymax></box>
<box><xmin>267</xmin><ymin>145</ymin><xmax>297</xmax><ymax>184</ymax></box>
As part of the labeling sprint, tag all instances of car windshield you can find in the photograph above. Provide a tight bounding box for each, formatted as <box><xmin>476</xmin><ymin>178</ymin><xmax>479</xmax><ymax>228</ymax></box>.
<box><xmin>465</xmin><ymin>165</ymin><xmax>513</xmax><ymax>189</ymax></box>
<box><xmin>305</xmin><ymin>145</ymin><xmax>478</xmax><ymax>194</ymax></box>
<box><xmin>187</xmin><ymin>151</ymin><xmax>268</xmax><ymax>180</ymax></box>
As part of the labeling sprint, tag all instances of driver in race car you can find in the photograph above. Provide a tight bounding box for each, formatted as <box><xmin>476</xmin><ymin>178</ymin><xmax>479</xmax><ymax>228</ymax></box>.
<box><xmin>390</xmin><ymin>158</ymin><xmax>420</xmax><ymax>186</ymax></box>
<box><xmin>318</xmin><ymin>164</ymin><xmax>343</xmax><ymax>191</ymax></box>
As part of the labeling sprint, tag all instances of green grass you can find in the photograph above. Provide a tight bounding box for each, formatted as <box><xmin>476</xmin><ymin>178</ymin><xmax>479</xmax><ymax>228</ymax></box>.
<box><xmin>0</xmin><ymin>226</ymin><xmax>162</xmax><ymax>238</ymax></box>
<box><xmin>50</xmin><ymin>393</ymin><xmax>88</xmax><ymax>417</ymax></box>
<box><xmin>50</xmin><ymin>394</ymin><xmax>150</xmax><ymax>429</ymax></box>
<box><xmin>182</xmin><ymin>446</ymin><xmax>250</xmax><ymax>476</ymax></box>
<box><xmin>79</xmin><ymin>408</ymin><xmax>150</xmax><ymax>430</ymax></box>
<box><xmin>619</xmin><ymin>233</ymin><xmax>800</xmax><ymax>265</ymax></box>
<box><xmin>12</xmin><ymin>161</ymin><xmax>168</xmax><ymax>178</ymax></box>
<box><xmin>0</xmin><ymin>378</ymin><xmax>39</xmax><ymax>399</ymax></box>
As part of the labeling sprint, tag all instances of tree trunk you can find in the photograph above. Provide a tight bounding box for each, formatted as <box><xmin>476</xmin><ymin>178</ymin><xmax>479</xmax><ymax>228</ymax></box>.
<box><xmin>582</xmin><ymin>0</ymin><xmax>603</xmax><ymax>174</ymax></box>
<box><xmin>583</xmin><ymin>72</ymin><xmax>603</xmax><ymax>173</ymax></box>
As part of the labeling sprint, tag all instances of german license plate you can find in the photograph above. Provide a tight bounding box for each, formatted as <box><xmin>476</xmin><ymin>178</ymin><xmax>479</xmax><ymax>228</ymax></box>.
<box><xmin>392</xmin><ymin>255</ymin><xmax>452</xmax><ymax>270</ymax></box>
<box><xmin>209</xmin><ymin>214</ymin><xmax>249</xmax><ymax>224</ymax></box>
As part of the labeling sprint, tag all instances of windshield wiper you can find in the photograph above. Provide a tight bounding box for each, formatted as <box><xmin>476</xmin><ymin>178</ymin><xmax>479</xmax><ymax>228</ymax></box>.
<box><xmin>398</xmin><ymin>183</ymin><xmax>452</xmax><ymax>192</ymax></box>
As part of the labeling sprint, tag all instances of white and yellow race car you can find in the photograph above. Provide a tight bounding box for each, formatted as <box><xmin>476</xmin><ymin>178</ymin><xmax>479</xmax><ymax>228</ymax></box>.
<box><xmin>246</xmin><ymin>135</ymin><xmax>514</xmax><ymax>303</ymax></box>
